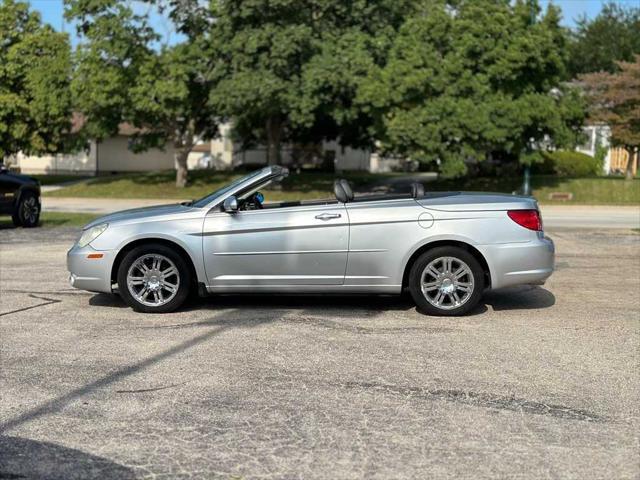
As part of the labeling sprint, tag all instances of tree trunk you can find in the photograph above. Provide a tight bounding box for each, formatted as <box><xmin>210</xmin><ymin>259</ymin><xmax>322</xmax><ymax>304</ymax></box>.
<box><xmin>266</xmin><ymin>116</ymin><xmax>282</xmax><ymax>165</ymax></box>
<box><xmin>175</xmin><ymin>148</ymin><xmax>190</xmax><ymax>188</ymax></box>
<box><xmin>625</xmin><ymin>147</ymin><xmax>636</xmax><ymax>180</ymax></box>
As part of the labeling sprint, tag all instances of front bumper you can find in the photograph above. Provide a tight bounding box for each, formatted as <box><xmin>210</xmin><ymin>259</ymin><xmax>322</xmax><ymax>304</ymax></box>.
<box><xmin>479</xmin><ymin>235</ymin><xmax>555</xmax><ymax>290</ymax></box>
<box><xmin>67</xmin><ymin>244</ymin><xmax>115</xmax><ymax>293</ymax></box>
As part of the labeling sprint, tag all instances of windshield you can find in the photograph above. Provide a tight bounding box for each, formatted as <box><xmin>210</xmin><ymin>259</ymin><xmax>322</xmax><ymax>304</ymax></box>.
<box><xmin>192</xmin><ymin>169</ymin><xmax>266</xmax><ymax>208</ymax></box>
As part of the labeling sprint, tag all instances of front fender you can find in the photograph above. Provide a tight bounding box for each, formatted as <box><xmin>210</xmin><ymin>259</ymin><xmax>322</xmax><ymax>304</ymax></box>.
<box><xmin>88</xmin><ymin>218</ymin><xmax>207</xmax><ymax>285</ymax></box>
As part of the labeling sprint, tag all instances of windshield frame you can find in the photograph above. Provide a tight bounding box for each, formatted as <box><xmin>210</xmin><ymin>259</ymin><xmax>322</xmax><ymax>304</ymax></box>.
<box><xmin>192</xmin><ymin>166</ymin><xmax>288</xmax><ymax>209</ymax></box>
<box><xmin>192</xmin><ymin>168</ymin><xmax>267</xmax><ymax>208</ymax></box>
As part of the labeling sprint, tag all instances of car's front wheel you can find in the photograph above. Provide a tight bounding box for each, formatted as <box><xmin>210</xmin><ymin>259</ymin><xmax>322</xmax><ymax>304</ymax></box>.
<box><xmin>117</xmin><ymin>243</ymin><xmax>191</xmax><ymax>313</ymax></box>
<box><xmin>12</xmin><ymin>191</ymin><xmax>40</xmax><ymax>228</ymax></box>
<box><xmin>409</xmin><ymin>246</ymin><xmax>484</xmax><ymax>316</ymax></box>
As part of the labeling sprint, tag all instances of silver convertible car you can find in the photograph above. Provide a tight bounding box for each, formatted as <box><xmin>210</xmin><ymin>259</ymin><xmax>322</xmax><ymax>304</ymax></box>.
<box><xmin>67</xmin><ymin>166</ymin><xmax>554</xmax><ymax>315</ymax></box>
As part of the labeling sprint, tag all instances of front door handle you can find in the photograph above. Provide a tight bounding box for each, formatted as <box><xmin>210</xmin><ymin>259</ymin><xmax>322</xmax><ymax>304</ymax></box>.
<box><xmin>315</xmin><ymin>213</ymin><xmax>342</xmax><ymax>221</ymax></box>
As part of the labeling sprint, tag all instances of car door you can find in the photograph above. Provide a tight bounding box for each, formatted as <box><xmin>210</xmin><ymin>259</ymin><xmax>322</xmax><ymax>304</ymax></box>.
<box><xmin>202</xmin><ymin>203</ymin><xmax>349</xmax><ymax>289</ymax></box>
<box><xmin>344</xmin><ymin>197</ymin><xmax>426</xmax><ymax>288</ymax></box>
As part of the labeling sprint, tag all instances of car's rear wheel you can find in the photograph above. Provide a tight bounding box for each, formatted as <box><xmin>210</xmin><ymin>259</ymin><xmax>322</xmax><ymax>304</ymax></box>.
<box><xmin>409</xmin><ymin>246</ymin><xmax>484</xmax><ymax>316</ymax></box>
<box><xmin>12</xmin><ymin>191</ymin><xmax>40</xmax><ymax>228</ymax></box>
<box><xmin>117</xmin><ymin>243</ymin><xmax>191</xmax><ymax>313</ymax></box>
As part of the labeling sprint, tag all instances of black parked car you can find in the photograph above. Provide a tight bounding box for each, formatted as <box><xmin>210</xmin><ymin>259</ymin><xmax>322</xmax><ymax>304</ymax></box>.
<box><xmin>0</xmin><ymin>165</ymin><xmax>41</xmax><ymax>227</ymax></box>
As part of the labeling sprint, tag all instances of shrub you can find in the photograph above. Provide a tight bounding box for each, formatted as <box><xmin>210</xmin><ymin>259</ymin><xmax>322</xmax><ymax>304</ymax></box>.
<box><xmin>539</xmin><ymin>151</ymin><xmax>601</xmax><ymax>177</ymax></box>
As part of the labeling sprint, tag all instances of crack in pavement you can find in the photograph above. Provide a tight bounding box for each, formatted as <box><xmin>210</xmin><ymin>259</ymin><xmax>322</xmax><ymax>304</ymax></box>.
<box><xmin>1</xmin><ymin>289</ymin><xmax>93</xmax><ymax>296</ymax></box>
<box><xmin>283</xmin><ymin>316</ymin><xmax>455</xmax><ymax>334</ymax></box>
<box><xmin>115</xmin><ymin>381</ymin><xmax>190</xmax><ymax>394</ymax></box>
<box><xmin>139</xmin><ymin>314</ymin><xmax>453</xmax><ymax>335</ymax></box>
<box><xmin>340</xmin><ymin>381</ymin><xmax>603</xmax><ymax>422</ymax></box>
<box><xmin>0</xmin><ymin>294</ymin><xmax>62</xmax><ymax>317</ymax></box>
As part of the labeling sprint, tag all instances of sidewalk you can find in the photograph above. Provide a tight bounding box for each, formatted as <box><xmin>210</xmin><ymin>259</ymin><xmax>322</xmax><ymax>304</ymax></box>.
<box><xmin>42</xmin><ymin>197</ymin><xmax>640</xmax><ymax>229</ymax></box>
<box><xmin>539</xmin><ymin>205</ymin><xmax>640</xmax><ymax>229</ymax></box>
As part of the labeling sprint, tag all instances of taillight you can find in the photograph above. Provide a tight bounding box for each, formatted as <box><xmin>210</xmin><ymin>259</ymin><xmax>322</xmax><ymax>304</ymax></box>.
<box><xmin>507</xmin><ymin>209</ymin><xmax>542</xmax><ymax>231</ymax></box>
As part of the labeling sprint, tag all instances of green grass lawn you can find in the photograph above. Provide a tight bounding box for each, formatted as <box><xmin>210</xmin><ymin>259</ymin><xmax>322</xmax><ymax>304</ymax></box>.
<box><xmin>43</xmin><ymin>170</ymin><xmax>639</xmax><ymax>205</ymax></box>
<box><xmin>40</xmin><ymin>212</ymin><xmax>99</xmax><ymax>227</ymax></box>
<box><xmin>0</xmin><ymin>212</ymin><xmax>98</xmax><ymax>229</ymax></box>
<box><xmin>433</xmin><ymin>176</ymin><xmax>640</xmax><ymax>205</ymax></box>
<box><xmin>44</xmin><ymin>170</ymin><xmax>403</xmax><ymax>202</ymax></box>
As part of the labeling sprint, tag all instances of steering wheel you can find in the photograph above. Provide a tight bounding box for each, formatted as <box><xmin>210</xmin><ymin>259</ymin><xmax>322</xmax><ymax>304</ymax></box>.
<box><xmin>243</xmin><ymin>191</ymin><xmax>263</xmax><ymax>210</ymax></box>
<box><xmin>254</xmin><ymin>192</ymin><xmax>264</xmax><ymax>209</ymax></box>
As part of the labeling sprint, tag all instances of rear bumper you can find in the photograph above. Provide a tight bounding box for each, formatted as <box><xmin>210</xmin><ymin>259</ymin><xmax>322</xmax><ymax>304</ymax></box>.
<box><xmin>67</xmin><ymin>244</ymin><xmax>115</xmax><ymax>293</ymax></box>
<box><xmin>479</xmin><ymin>236</ymin><xmax>555</xmax><ymax>290</ymax></box>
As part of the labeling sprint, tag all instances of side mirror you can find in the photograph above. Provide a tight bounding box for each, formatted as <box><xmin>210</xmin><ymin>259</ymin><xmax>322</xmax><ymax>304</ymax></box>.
<box><xmin>223</xmin><ymin>195</ymin><xmax>238</xmax><ymax>213</ymax></box>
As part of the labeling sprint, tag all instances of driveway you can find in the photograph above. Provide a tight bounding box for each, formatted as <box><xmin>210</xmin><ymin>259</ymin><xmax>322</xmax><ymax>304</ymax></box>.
<box><xmin>0</xmin><ymin>226</ymin><xmax>638</xmax><ymax>479</ymax></box>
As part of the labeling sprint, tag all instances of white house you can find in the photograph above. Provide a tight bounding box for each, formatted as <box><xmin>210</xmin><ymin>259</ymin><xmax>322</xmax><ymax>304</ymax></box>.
<box><xmin>576</xmin><ymin>123</ymin><xmax>612</xmax><ymax>174</ymax></box>
<box><xmin>10</xmin><ymin>118</ymin><xmax>176</xmax><ymax>175</ymax></box>
<box><xmin>13</xmin><ymin>119</ymin><xmax>628</xmax><ymax>176</ymax></box>
<box><xmin>9</xmin><ymin>118</ymin><xmax>404</xmax><ymax>175</ymax></box>
<box><xmin>186</xmin><ymin>123</ymin><xmax>406</xmax><ymax>173</ymax></box>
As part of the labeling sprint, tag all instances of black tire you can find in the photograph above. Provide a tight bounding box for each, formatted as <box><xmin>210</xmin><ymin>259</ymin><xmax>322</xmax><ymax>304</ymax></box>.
<box><xmin>409</xmin><ymin>246</ymin><xmax>485</xmax><ymax>316</ymax></box>
<box><xmin>12</xmin><ymin>191</ymin><xmax>40</xmax><ymax>228</ymax></box>
<box><xmin>117</xmin><ymin>243</ymin><xmax>191</xmax><ymax>313</ymax></box>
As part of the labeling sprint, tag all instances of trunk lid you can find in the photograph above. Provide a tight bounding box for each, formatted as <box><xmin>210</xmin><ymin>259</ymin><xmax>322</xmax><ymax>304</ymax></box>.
<box><xmin>417</xmin><ymin>192</ymin><xmax>538</xmax><ymax>212</ymax></box>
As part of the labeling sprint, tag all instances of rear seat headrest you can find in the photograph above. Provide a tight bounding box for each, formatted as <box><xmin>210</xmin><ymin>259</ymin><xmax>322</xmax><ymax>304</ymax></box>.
<box><xmin>334</xmin><ymin>180</ymin><xmax>348</xmax><ymax>203</ymax></box>
<box><xmin>339</xmin><ymin>179</ymin><xmax>354</xmax><ymax>201</ymax></box>
<box><xmin>411</xmin><ymin>182</ymin><xmax>425</xmax><ymax>198</ymax></box>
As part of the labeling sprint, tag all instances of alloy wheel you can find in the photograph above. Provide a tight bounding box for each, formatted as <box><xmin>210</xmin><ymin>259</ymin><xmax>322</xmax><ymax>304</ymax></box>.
<box><xmin>420</xmin><ymin>256</ymin><xmax>474</xmax><ymax>310</ymax></box>
<box><xmin>22</xmin><ymin>196</ymin><xmax>39</xmax><ymax>225</ymax></box>
<box><xmin>126</xmin><ymin>254</ymin><xmax>180</xmax><ymax>307</ymax></box>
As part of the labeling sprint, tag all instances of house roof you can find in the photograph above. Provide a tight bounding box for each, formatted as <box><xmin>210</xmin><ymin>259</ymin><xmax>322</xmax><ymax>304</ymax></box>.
<box><xmin>191</xmin><ymin>143</ymin><xmax>212</xmax><ymax>153</ymax></box>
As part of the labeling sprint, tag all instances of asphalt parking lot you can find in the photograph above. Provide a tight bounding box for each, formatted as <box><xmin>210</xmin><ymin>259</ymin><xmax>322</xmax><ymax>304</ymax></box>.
<box><xmin>1</xmin><ymin>225</ymin><xmax>639</xmax><ymax>479</ymax></box>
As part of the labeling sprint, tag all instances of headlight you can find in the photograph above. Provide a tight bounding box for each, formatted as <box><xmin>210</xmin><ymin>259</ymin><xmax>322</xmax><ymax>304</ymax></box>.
<box><xmin>78</xmin><ymin>223</ymin><xmax>108</xmax><ymax>247</ymax></box>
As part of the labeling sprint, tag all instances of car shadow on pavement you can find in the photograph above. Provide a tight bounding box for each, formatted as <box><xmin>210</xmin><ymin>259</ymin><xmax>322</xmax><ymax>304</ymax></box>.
<box><xmin>482</xmin><ymin>286</ymin><xmax>556</xmax><ymax>311</ymax></box>
<box><xmin>88</xmin><ymin>292</ymin><xmax>419</xmax><ymax>315</ymax></box>
<box><xmin>88</xmin><ymin>288</ymin><xmax>554</xmax><ymax>316</ymax></box>
<box><xmin>196</xmin><ymin>294</ymin><xmax>417</xmax><ymax>316</ymax></box>
<box><xmin>0</xmin><ymin>219</ymin><xmax>18</xmax><ymax>230</ymax></box>
<box><xmin>0</xmin><ymin>435</ymin><xmax>136</xmax><ymax>479</ymax></box>
<box><xmin>89</xmin><ymin>292</ymin><xmax>128</xmax><ymax>308</ymax></box>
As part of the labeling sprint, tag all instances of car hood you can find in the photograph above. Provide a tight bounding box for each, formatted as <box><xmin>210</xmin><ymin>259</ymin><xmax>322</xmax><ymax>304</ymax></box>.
<box><xmin>83</xmin><ymin>203</ymin><xmax>197</xmax><ymax>229</ymax></box>
<box><xmin>0</xmin><ymin>171</ymin><xmax>39</xmax><ymax>186</ymax></box>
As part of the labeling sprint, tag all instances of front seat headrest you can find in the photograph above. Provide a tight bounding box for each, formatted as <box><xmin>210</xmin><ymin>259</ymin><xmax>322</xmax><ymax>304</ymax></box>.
<box><xmin>411</xmin><ymin>182</ymin><xmax>425</xmax><ymax>198</ymax></box>
<box><xmin>339</xmin><ymin>179</ymin><xmax>354</xmax><ymax>201</ymax></box>
<box><xmin>334</xmin><ymin>180</ymin><xmax>348</xmax><ymax>203</ymax></box>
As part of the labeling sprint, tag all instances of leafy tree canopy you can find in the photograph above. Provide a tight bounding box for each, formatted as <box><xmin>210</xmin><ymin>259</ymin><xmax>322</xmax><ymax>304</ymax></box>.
<box><xmin>581</xmin><ymin>55</ymin><xmax>640</xmax><ymax>179</ymax></box>
<box><xmin>568</xmin><ymin>2</ymin><xmax>640</xmax><ymax>77</ymax></box>
<box><xmin>66</xmin><ymin>0</ymin><xmax>217</xmax><ymax>186</ymax></box>
<box><xmin>66</xmin><ymin>0</ymin><xmax>588</xmax><ymax>181</ymax></box>
<box><xmin>207</xmin><ymin>0</ymin><xmax>418</xmax><ymax>164</ymax></box>
<box><xmin>0</xmin><ymin>0</ymin><xmax>72</xmax><ymax>159</ymax></box>
<box><xmin>357</xmin><ymin>0</ymin><xmax>585</xmax><ymax>176</ymax></box>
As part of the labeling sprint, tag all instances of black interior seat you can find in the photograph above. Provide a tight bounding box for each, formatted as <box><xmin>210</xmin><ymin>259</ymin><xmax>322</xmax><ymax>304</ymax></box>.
<box><xmin>411</xmin><ymin>182</ymin><xmax>425</xmax><ymax>198</ymax></box>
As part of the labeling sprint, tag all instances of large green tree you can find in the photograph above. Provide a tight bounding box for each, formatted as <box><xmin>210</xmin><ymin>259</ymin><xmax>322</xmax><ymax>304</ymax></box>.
<box><xmin>67</xmin><ymin>0</ymin><xmax>217</xmax><ymax>187</ymax></box>
<box><xmin>207</xmin><ymin>0</ymin><xmax>416</xmax><ymax>165</ymax></box>
<box><xmin>581</xmin><ymin>56</ymin><xmax>640</xmax><ymax>180</ymax></box>
<box><xmin>357</xmin><ymin>0</ymin><xmax>585</xmax><ymax>176</ymax></box>
<box><xmin>568</xmin><ymin>2</ymin><xmax>640</xmax><ymax>77</ymax></box>
<box><xmin>0</xmin><ymin>0</ymin><xmax>72</xmax><ymax>160</ymax></box>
